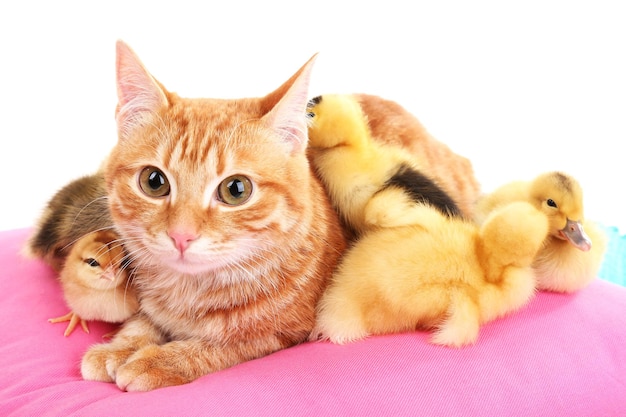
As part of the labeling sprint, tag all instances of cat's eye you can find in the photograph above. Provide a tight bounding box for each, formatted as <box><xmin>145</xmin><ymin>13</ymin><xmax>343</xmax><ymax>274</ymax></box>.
<box><xmin>547</xmin><ymin>199</ymin><xmax>558</xmax><ymax>208</ymax></box>
<box><xmin>218</xmin><ymin>175</ymin><xmax>253</xmax><ymax>206</ymax></box>
<box><xmin>139</xmin><ymin>166</ymin><xmax>171</xmax><ymax>198</ymax></box>
<box><xmin>84</xmin><ymin>258</ymin><xmax>100</xmax><ymax>268</ymax></box>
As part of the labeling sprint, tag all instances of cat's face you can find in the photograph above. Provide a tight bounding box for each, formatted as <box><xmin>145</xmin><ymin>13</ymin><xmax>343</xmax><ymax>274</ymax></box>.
<box><xmin>107</xmin><ymin>100</ymin><xmax>310</xmax><ymax>276</ymax></box>
<box><xmin>106</xmin><ymin>42</ymin><xmax>316</xmax><ymax>278</ymax></box>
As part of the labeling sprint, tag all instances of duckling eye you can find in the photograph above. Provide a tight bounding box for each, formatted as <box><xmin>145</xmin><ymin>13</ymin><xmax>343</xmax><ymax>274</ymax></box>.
<box><xmin>547</xmin><ymin>199</ymin><xmax>558</xmax><ymax>208</ymax></box>
<box><xmin>218</xmin><ymin>175</ymin><xmax>253</xmax><ymax>206</ymax></box>
<box><xmin>139</xmin><ymin>166</ymin><xmax>171</xmax><ymax>198</ymax></box>
<box><xmin>84</xmin><ymin>258</ymin><xmax>100</xmax><ymax>268</ymax></box>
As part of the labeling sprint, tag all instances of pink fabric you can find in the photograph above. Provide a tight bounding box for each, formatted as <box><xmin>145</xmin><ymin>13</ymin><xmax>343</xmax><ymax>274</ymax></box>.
<box><xmin>1</xmin><ymin>227</ymin><xmax>625</xmax><ymax>416</ymax></box>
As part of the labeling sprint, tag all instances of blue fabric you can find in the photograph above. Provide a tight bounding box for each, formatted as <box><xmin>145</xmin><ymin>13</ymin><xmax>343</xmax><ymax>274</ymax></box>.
<box><xmin>598</xmin><ymin>225</ymin><xmax>626</xmax><ymax>287</ymax></box>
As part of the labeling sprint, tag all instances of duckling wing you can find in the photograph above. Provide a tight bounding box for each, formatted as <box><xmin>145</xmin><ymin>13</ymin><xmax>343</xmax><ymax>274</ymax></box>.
<box><xmin>475</xmin><ymin>180</ymin><xmax>530</xmax><ymax>224</ymax></box>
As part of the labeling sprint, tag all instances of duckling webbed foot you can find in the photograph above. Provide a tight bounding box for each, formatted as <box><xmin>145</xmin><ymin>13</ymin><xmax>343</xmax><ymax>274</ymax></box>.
<box><xmin>49</xmin><ymin>311</ymin><xmax>90</xmax><ymax>336</ymax></box>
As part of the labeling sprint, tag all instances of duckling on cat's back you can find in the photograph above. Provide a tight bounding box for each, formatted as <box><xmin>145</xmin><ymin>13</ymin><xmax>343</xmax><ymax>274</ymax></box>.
<box><xmin>49</xmin><ymin>230</ymin><xmax>138</xmax><ymax>336</ymax></box>
<box><xmin>306</xmin><ymin>93</ymin><xmax>548</xmax><ymax>347</ymax></box>
<box><xmin>475</xmin><ymin>171</ymin><xmax>607</xmax><ymax>292</ymax></box>
<box><xmin>306</xmin><ymin>94</ymin><xmax>462</xmax><ymax>237</ymax></box>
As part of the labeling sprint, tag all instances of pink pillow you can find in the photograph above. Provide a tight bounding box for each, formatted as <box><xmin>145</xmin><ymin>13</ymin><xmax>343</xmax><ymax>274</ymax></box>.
<box><xmin>1</xmin><ymin>227</ymin><xmax>625</xmax><ymax>416</ymax></box>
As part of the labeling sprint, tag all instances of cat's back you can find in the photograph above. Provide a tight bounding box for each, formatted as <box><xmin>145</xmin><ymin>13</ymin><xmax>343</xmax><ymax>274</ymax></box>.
<box><xmin>355</xmin><ymin>94</ymin><xmax>480</xmax><ymax>218</ymax></box>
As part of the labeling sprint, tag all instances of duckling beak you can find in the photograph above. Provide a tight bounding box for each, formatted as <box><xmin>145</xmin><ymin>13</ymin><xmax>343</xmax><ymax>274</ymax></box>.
<box><xmin>100</xmin><ymin>268</ymin><xmax>116</xmax><ymax>282</ymax></box>
<box><xmin>560</xmin><ymin>219</ymin><xmax>592</xmax><ymax>252</ymax></box>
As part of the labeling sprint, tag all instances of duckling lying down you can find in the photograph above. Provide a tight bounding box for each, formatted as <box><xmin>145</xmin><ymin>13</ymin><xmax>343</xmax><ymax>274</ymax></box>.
<box><xmin>306</xmin><ymin>94</ymin><xmax>549</xmax><ymax>347</ymax></box>
<box><xmin>475</xmin><ymin>171</ymin><xmax>607</xmax><ymax>293</ymax></box>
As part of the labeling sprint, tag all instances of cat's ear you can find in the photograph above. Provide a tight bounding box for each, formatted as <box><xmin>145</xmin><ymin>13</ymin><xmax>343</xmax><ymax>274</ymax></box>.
<box><xmin>261</xmin><ymin>54</ymin><xmax>317</xmax><ymax>154</ymax></box>
<box><xmin>115</xmin><ymin>40</ymin><xmax>169</xmax><ymax>140</ymax></box>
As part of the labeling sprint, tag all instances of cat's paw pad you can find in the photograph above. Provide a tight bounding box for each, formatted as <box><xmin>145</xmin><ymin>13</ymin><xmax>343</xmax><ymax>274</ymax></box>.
<box><xmin>81</xmin><ymin>343</ymin><xmax>134</xmax><ymax>382</ymax></box>
<box><xmin>115</xmin><ymin>345</ymin><xmax>191</xmax><ymax>392</ymax></box>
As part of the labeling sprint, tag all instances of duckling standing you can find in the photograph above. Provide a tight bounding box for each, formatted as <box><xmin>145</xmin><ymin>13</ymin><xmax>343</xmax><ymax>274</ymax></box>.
<box><xmin>48</xmin><ymin>230</ymin><xmax>138</xmax><ymax>336</ymax></box>
<box><xmin>475</xmin><ymin>171</ymin><xmax>607</xmax><ymax>292</ymax></box>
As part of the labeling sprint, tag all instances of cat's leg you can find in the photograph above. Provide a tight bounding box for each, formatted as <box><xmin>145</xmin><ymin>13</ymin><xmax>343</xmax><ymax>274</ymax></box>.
<box><xmin>113</xmin><ymin>336</ymin><xmax>286</xmax><ymax>391</ymax></box>
<box><xmin>80</xmin><ymin>313</ymin><xmax>165</xmax><ymax>383</ymax></box>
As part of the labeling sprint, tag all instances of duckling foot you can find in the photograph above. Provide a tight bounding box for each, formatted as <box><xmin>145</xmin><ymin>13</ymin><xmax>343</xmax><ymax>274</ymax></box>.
<box><xmin>49</xmin><ymin>311</ymin><xmax>90</xmax><ymax>336</ymax></box>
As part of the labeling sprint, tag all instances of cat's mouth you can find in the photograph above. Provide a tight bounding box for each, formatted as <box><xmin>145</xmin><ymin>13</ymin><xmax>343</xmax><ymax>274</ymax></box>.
<box><xmin>155</xmin><ymin>249</ymin><xmax>237</xmax><ymax>275</ymax></box>
<box><xmin>134</xmin><ymin>234</ymin><xmax>255</xmax><ymax>276</ymax></box>
<box><xmin>166</xmin><ymin>260</ymin><xmax>216</xmax><ymax>275</ymax></box>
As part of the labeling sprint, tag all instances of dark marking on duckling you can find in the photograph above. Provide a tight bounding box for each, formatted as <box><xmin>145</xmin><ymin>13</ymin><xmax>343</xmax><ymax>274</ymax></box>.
<box><xmin>381</xmin><ymin>164</ymin><xmax>461</xmax><ymax>218</ymax></box>
<box><xmin>553</xmin><ymin>172</ymin><xmax>573</xmax><ymax>193</ymax></box>
<box><xmin>307</xmin><ymin>96</ymin><xmax>323</xmax><ymax>118</ymax></box>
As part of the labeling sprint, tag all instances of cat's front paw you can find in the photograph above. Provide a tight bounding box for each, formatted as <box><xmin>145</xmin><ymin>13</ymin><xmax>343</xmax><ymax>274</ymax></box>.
<box><xmin>81</xmin><ymin>343</ymin><xmax>136</xmax><ymax>383</ymax></box>
<box><xmin>115</xmin><ymin>344</ymin><xmax>195</xmax><ymax>392</ymax></box>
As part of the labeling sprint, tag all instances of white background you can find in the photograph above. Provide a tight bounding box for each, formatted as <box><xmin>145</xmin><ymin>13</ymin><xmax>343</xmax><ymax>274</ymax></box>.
<box><xmin>1</xmin><ymin>1</ymin><xmax>624</xmax><ymax>232</ymax></box>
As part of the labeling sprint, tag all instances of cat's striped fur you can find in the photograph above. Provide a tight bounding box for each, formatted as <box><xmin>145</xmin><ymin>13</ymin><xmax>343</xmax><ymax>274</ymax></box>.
<box><xmin>80</xmin><ymin>42</ymin><xmax>347</xmax><ymax>391</ymax></box>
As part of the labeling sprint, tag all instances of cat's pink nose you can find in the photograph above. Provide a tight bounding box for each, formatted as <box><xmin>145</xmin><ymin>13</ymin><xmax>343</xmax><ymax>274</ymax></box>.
<box><xmin>168</xmin><ymin>230</ymin><xmax>198</xmax><ymax>254</ymax></box>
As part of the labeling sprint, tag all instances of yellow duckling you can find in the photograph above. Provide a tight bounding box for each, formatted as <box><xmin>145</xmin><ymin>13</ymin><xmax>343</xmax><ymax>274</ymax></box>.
<box><xmin>48</xmin><ymin>230</ymin><xmax>138</xmax><ymax>336</ymax></box>
<box><xmin>475</xmin><ymin>171</ymin><xmax>607</xmax><ymax>292</ymax></box>
<box><xmin>306</xmin><ymin>94</ymin><xmax>462</xmax><ymax>238</ymax></box>
<box><xmin>307</xmin><ymin>94</ymin><xmax>549</xmax><ymax>347</ymax></box>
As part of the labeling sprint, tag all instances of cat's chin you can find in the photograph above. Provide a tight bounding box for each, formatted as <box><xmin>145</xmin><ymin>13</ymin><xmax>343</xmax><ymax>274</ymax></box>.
<box><xmin>159</xmin><ymin>258</ymin><xmax>224</xmax><ymax>276</ymax></box>
<box><xmin>136</xmin><ymin>238</ymin><xmax>238</xmax><ymax>276</ymax></box>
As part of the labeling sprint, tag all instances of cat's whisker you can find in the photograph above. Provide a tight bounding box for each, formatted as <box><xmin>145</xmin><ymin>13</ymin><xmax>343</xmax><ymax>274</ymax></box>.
<box><xmin>70</xmin><ymin>196</ymin><xmax>110</xmax><ymax>227</ymax></box>
<box><xmin>59</xmin><ymin>225</ymin><xmax>118</xmax><ymax>254</ymax></box>
<box><xmin>74</xmin><ymin>43</ymin><xmax>350</xmax><ymax>389</ymax></box>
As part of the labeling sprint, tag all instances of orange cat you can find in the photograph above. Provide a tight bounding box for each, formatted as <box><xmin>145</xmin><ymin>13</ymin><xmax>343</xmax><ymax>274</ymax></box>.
<box><xmin>80</xmin><ymin>41</ymin><xmax>347</xmax><ymax>391</ymax></box>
